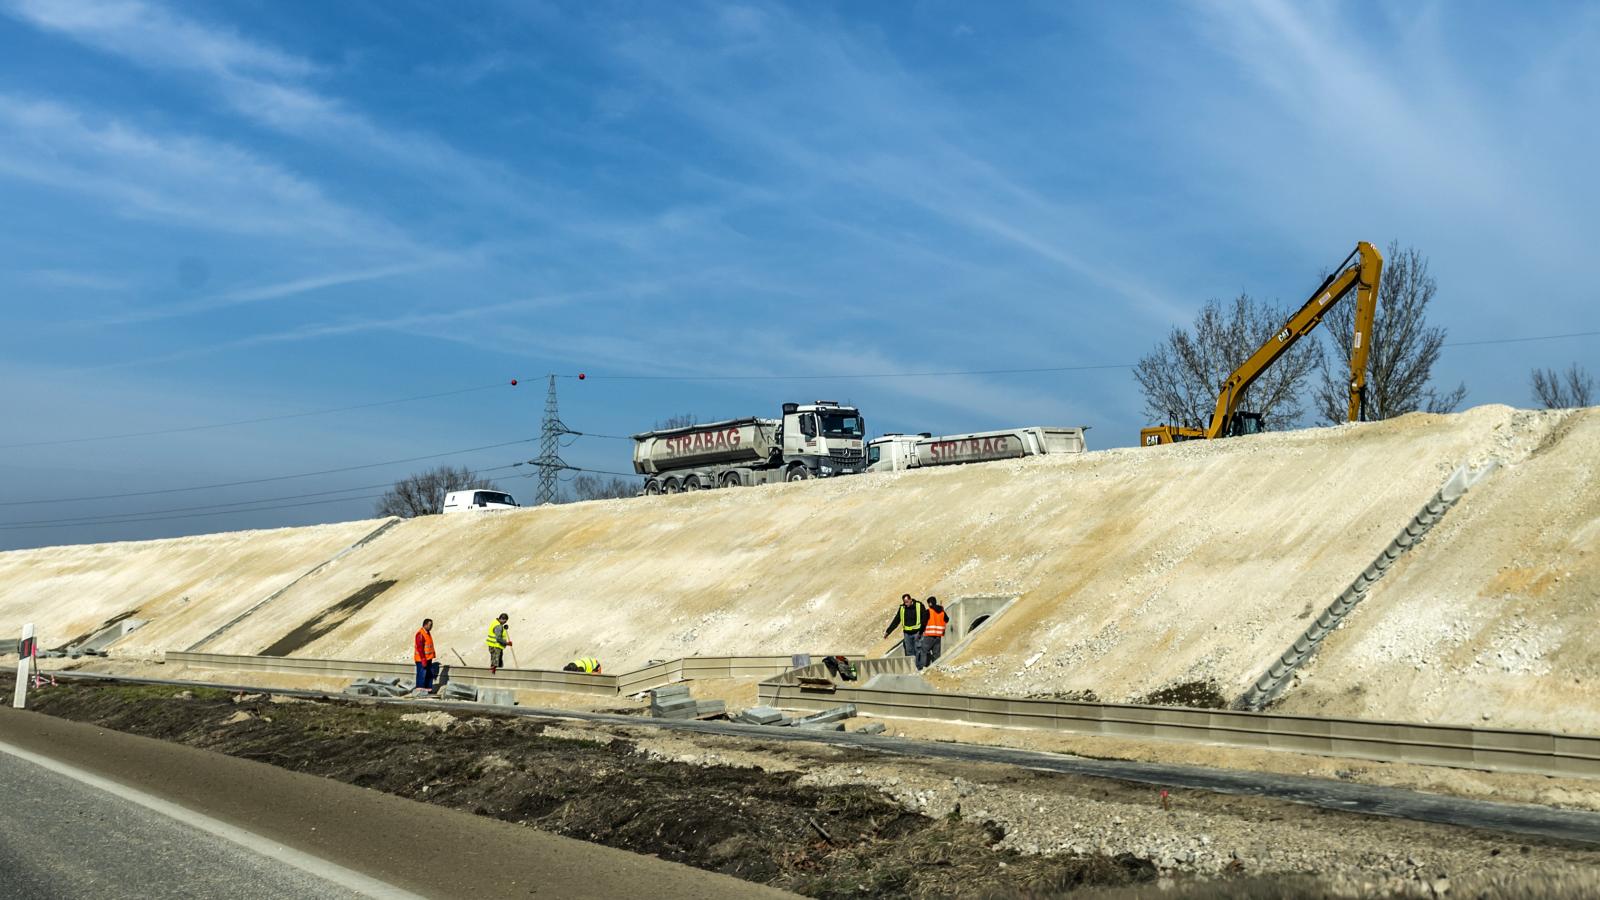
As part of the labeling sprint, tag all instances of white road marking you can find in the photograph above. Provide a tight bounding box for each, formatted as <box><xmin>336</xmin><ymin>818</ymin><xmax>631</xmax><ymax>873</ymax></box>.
<box><xmin>0</xmin><ymin>738</ymin><xmax>424</xmax><ymax>900</ymax></box>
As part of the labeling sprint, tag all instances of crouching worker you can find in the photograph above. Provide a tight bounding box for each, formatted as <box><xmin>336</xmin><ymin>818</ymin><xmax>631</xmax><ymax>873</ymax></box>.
<box><xmin>413</xmin><ymin>618</ymin><xmax>439</xmax><ymax>691</ymax></box>
<box><xmin>822</xmin><ymin>655</ymin><xmax>858</xmax><ymax>681</ymax></box>
<box><xmin>564</xmin><ymin>657</ymin><xmax>603</xmax><ymax>674</ymax></box>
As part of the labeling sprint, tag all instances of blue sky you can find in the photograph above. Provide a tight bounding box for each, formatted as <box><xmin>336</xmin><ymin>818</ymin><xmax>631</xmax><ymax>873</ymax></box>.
<box><xmin>1</xmin><ymin>0</ymin><xmax>1596</xmax><ymax>549</ymax></box>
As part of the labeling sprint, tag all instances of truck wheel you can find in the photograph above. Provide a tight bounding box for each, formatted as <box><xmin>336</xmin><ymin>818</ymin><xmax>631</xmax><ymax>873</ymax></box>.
<box><xmin>720</xmin><ymin>472</ymin><xmax>741</xmax><ymax>488</ymax></box>
<box><xmin>643</xmin><ymin>480</ymin><xmax>662</xmax><ymax>495</ymax></box>
<box><xmin>663</xmin><ymin>479</ymin><xmax>681</xmax><ymax>494</ymax></box>
<box><xmin>786</xmin><ymin>467</ymin><xmax>810</xmax><ymax>482</ymax></box>
<box><xmin>684</xmin><ymin>477</ymin><xmax>702</xmax><ymax>492</ymax></box>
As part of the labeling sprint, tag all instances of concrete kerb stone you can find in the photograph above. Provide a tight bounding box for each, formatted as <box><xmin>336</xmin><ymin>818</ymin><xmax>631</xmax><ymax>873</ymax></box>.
<box><xmin>791</xmin><ymin>704</ymin><xmax>857</xmax><ymax>727</ymax></box>
<box><xmin>735</xmin><ymin>706</ymin><xmax>785</xmax><ymax>725</ymax></box>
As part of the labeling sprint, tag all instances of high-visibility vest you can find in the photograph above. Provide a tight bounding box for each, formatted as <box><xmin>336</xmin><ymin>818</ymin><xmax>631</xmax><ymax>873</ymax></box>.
<box><xmin>572</xmin><ymin>657</ymin><xmax>601</xmax><ymax>673</ymax></box>
<box><xmin>414</xmin><ymin>628</ymin><xmax>435</xmax><ymax>663</ymax></box>
<box><xmin>898</xmin><ymin>604</ymin><xmax>924</xmax><ymax>632</ymax></box>
<box><xmin>924</xmin><ymin>609</ymin><xmax>947</xmax><ymax>638</ymax></box>
<box><xmin>486</xmin><ymin>622</ymin><xmax>507</xmax><ymax>649</ymax></box>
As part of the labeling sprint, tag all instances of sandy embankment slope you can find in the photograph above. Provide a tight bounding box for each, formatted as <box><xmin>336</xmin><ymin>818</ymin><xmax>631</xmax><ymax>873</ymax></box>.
<box><xmin>3</xmin><ymin>404</ymin><xmax>1594</xmax><ymax>732</ymax></box>
<box><xmin>0</xmin><ymin>520</ymin><xmax>386</xmax><ymax>652</ymax></box>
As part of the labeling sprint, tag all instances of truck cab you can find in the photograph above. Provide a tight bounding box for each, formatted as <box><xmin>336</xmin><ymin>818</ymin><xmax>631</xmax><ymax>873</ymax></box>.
<box><xmin>778</xmin><ymin>401</ymin><xmax>867</xmax><ymax>480</ymax></box>
<box><xmin>441</xmin><ymin>489</ymin><xmax>520</xmax><ymax>513</ymax></box>
<box><xmin>866</xmin><ymin>433</ymin><xmax>929</xmax><ymax>473</ymax></box>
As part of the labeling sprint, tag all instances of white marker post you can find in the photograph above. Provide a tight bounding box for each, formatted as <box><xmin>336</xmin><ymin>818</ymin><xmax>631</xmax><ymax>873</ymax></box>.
<box><xmin>12</xmin><ymin>623</ymin><xmax>34</xmax><ymax>709</ymax></box>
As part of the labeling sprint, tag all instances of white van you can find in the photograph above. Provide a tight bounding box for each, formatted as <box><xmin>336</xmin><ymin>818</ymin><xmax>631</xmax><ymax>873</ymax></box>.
<box><xmin>441</xmin><ymin>489</ymin><xmax>520</xmax><ymax>513</ymax></box>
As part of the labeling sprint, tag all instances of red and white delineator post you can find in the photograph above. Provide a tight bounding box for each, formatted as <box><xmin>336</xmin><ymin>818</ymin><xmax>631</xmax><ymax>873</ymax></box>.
<box><xmin>13</xmin><ymin>623</ymin><xmax>35</xmax><ymax>709</ymax></box>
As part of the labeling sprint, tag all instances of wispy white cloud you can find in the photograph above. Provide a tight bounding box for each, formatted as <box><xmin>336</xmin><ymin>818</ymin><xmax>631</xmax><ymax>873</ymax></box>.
<box><xmin>90</xmin><ymin>259</ymin><xmax>453</xmax><ymax>326</ymax></box>
<box><xmin>5</xmin><ymin>0</ymin><xmax>314</xmax><ymax>78</ymax></box>
<box><xmin>0</xmin><ymin>93</ymin><xmax>403</xmax><ymax>245</ymax></box>
<box><xmin>3</xmin><ymin>0</ymin><xmax>557</xmax><ymax>218</ymax></box>
<box><xmin>605</xmin><ymin>4</ymin><xmax>1189</xmax><ymax>324</ymax></box>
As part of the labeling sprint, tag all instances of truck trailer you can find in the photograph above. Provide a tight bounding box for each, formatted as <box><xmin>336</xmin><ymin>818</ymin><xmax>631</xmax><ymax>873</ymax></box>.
<box><xmin>633</xmin><ymin>401</ymin><xmax>867</xmax><ymax>494</ymax></box>
<box><xmin>866</xmin><ymin>426</ymin><xmax>1088</xmax><ymax>473</ymax></box>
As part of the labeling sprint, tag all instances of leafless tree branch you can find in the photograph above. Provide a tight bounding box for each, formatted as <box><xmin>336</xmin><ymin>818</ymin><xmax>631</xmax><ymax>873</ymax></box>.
<box><xmin>374</xmin><ymin>465</ymin><xmax>498</xmax><ymax>518</ymax></box>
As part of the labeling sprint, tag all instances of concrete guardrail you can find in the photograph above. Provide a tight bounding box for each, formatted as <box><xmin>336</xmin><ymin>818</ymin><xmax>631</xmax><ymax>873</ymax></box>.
<box><xmin>760</xmin><ymin>660</ymin><xmax>1600</xmax><ymax>780</ymax></box>
<box><xmin>159</xmin><ymin>649</ymin><xmax>1600</xmax><ymax>780</ymax></box>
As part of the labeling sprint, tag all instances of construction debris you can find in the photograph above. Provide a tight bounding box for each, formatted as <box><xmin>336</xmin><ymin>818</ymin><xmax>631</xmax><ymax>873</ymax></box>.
<box><xmin>342</xmin><ymin>678</ymin><xmax>411</xmax><ymax>698</ymax></box>
<box><xmin>855</xmin><ymin>722</ymin><xmax>887</xmax><ymax>735</ymax></box>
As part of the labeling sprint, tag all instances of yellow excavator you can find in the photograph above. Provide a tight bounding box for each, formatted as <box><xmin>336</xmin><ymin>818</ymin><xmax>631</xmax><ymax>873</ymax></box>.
<box><xmin>1140</xmin><ymin>242</ymin><xmax>1384</xmax><ymax>446</ymax></box>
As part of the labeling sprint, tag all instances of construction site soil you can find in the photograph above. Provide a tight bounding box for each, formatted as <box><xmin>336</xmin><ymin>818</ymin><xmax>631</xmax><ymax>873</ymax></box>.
<box><xmin>13</xmin><ymin>676</ymin><xmax>1600</xmax><ymax>899</ymax></box>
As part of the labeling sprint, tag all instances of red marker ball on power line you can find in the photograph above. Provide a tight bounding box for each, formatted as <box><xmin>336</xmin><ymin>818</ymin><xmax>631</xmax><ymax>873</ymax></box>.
<box><xmin>510</xmin><ymin>379</ymin><xmax>518</xmax><ymax>386</ymax></box>
<box><xmin>578</xmin><ymin>373</ymin><xmax>586</xmax><ymax>380</ymax></box>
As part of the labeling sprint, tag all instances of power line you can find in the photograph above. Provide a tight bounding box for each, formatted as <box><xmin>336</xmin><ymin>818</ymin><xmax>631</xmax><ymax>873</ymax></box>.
<box><xmin>0</xmin><ymin>438</ymin><xmax>535</xmax><ymax>507</ymax></box>
<box><xmin>7</xmin><ymin>327</ymin><xmax>1591</xmax><ymax>453</ymax></box>
<box><xmin>0</xmin><ymin>459</ymin><xmax>637</xmax><ymax>532</ymax></box>
<box><xmin>0</xmin><ymin>462</ymin><xmax>533</xmax><ymax>529</ymax></box>
<box><xmin>0</xmin><ymin>491</ymin><xmax>392</xmax><ymax>531</ymax></box>
<box><xmin>559</xmin><ymin>362</ymin><xmax>1135</xmax><ymax>382</ymax></box>
<box><xmin>553</xmin><ymin>328</ymin><xmax>1598</xmax><ymax>382</ymax></box>
<box><xmin>1443</xmin><ymin>329</ymin><xmax>1600</xmax><ymax>348</ymax></box>
<box><xmin>0</xmin><ymin>380</ymin><xmax>520</xmax><ymax>450</ymax></box>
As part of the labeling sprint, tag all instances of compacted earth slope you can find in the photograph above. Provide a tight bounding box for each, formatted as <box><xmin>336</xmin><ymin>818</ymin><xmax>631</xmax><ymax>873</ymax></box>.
<box><xmin>0</xmin><ymin>520</ymin><xmax>385</xmax><ymax>653</ymax></box>
<box><xmin>5</xmin><ymin>405</ymin><xmax>1594</xmax><ymax>732</ymax></box>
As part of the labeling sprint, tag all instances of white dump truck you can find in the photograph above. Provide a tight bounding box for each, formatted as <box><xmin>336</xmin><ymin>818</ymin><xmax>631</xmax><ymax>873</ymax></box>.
<box><xmin>633</xmin><ymin>401</ymin><xmax>867</xmax><ymax>494</ymax></box>
<box><xmin>866</xmin><ymin>426</ymin><xmax>1088</xmax><ymax>473</ymax></box>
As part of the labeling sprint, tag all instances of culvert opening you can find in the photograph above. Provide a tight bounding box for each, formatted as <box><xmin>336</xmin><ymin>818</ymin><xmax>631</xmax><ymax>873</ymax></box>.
<box><xmin>879</xmin><ymin>595</ymin><xmax>1017</xmax><ymax>660</ymax></box>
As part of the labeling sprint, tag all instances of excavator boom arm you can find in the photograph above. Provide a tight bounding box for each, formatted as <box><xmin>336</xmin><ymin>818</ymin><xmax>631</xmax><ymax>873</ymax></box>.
<box><xmin>1203</xmin><ymin>241</ymin><xmax>1383</xmax><ymax>438</ymax></box>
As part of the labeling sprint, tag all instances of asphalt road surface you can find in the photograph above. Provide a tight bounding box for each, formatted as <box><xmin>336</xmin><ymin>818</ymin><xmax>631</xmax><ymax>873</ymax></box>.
<box><xmin>0</xmin><ymin>706</ymin><xmax>793</xmax><ymax>899</ymax></box>
<box><xmin>0</xmin><ymin>746</ymin><xmax>373</xmax><ymax>899</ymax></box>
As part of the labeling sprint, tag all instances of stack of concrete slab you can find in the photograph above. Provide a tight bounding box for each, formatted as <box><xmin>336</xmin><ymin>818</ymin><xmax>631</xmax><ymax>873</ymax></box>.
<box><xmin>648</xmin><ymin>684</ymin><xmax>726</xmax><ymax>720</ymax></box>
<box><xmin>732</xmin><ymin>703</ymin><xmax>858</xmax><ymax>730</ymax></box>
<box><xmin>733</xmin><ymin>705</ymin><xmax>787</xmax><ymax>725</ymax></box>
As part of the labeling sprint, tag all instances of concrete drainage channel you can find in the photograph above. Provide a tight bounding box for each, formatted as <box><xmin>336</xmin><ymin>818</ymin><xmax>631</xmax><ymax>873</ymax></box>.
<box><xmin>37</xmin><ymin>669</ymin><xmax>1600</xmax><ymax>846</ymax></box>
<box><xmin>1237</xmin><ymin>463</ymin><xmax>1499</xmax><ymax>711</ymax></box>
<box><xmin>157</xmin><ymin>649</ymin><xmax>1600</xmax><ymax>780</ymax></box>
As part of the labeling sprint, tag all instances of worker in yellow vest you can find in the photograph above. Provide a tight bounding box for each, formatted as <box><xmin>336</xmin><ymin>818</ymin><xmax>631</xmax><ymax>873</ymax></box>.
<box><xmin>563</xmin><ymin>657</ymin><xmax>602</xmax><ymax>674</ymax></box>
<box><xmin>917</xmin><ymin>597</ymin><xmax>948</xmax><ymax>670</ymax></box>
<box><xmin>882</xmin><ymin>593</ymin><xmax>926</xmax><ymax>660</ymax></box>
<box><xmin>486</xmin><ymin>613</ymin><xmax>512</xmax><ymax>673</ymax></box>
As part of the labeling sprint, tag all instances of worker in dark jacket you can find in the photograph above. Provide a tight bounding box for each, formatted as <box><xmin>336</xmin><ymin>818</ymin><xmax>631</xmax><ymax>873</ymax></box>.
<box><xmin>883</xmin><ymin>594</ymin><xmax>926</xmax><ymax>660</ymax></box>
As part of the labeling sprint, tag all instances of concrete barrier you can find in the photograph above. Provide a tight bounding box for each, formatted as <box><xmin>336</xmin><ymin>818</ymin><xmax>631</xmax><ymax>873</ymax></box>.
<box><xmin>756</xmin><ymin>678</ymin><xmax>1600</xmax><ymax>780</ymax></box>
<box><xmin>159</xmin><ymin>649</ymin><xmax>1600</xmax><ymax>779</ymax></box>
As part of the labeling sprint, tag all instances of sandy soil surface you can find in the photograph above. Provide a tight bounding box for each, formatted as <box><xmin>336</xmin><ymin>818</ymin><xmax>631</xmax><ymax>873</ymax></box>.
<box><xmin>4</xmin><ymin>404</ymin><xmax>1595</xmax><ymax>734</ymax></box>
<box><xmin>17</xmin><ymin>675</ymin><xmax>1600</xmax><ymax>899</ymax></box>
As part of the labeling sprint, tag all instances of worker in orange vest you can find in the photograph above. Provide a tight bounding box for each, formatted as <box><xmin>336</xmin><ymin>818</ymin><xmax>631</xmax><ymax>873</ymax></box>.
<box><xmin>414</xmin><ymin>618</ymin><xmax>439</xmax><ymax>692</ymax></box>
<box><xmin>916</xmin><ymin>597</ymin><xmax>948</xmax><ymax>671</ymax></box>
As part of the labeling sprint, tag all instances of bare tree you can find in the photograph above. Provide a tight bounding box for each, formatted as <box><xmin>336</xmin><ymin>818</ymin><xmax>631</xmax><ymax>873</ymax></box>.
<box><xmin>1135</xmin><ymin>293</ymin><xmax>1324</xmax><ymax>430</ymax></box>
<box><xmin>1314</xmin><ymin>242</ymin><xmax>1467</xmax><ymax>423</ymax></box>
<box><xmin>375</xmin><ymin>465</ymin><xmax>497</xmax><ymax>518</ymax></box>
<box><xmin>654</xmin><ymin>414</ymin><xmax>698</xmax><ymax>430</ymax></box>
<box><xmin>568</xmin><ymin>474</ymin><xmax>639</xmax><ymax>501</ymax></box>
<box><xmin>1531</xmin><ymin>364</ymin><xmax>1595</xmax><ymax>409</ymax></box>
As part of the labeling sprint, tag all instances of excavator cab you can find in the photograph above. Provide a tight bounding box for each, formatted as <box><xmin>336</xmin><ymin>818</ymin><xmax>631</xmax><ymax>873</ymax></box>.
<box><xmin>1227</xmin><ymin>412</ymin><xmax>1264</xmax><ymax>437</ymax></box>
<box><xmin>1139</xmin><ymin>411</ymin><xmax>1263</xmax><ymax>447</ymax></box>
